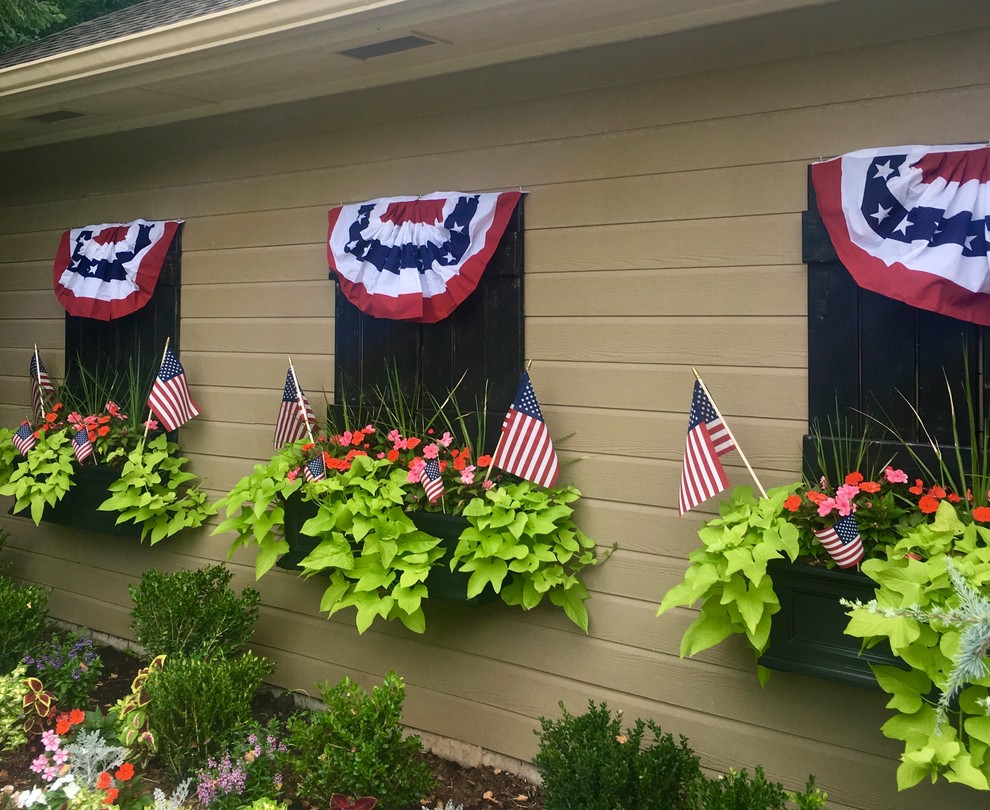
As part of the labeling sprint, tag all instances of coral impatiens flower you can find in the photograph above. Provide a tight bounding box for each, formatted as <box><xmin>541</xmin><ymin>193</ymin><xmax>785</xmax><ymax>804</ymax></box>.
<box><xmin>806</xmin><ymin>491</ymin><xmax>827</xmax><ymax>505</ymax></box>
<box><xmin>114</xmin><ymin>763</ymin><xmax>134</xmax><ymax>782</ymax></box>
<box><xmin>859</xmin><ymin>481</ymin><xmax>881</xmax><ymax>493</ymax></box>
<box><xmin>931</xmin><ymin>485</ymin><xmax>946</xmax><ymax>499</ymax></box>
<box><xmin>103</xmin><ymin>788</ymin><xmax>119</xmax><ymax>804</ymax></box>
<box><xmin>973</xmin><ymin>506</ymin><xmax>990</xmax><ymax>523</ymax></box>
<box><xmin>909</xmin><ymin>478</ymin><xmax>925</xmax><ymax>495</ymax></box>
<box><xmin>96</xmin><ymin>772</ymin><xmax>112</xmax><ymax>790</ymax></box>
<box><xmin>844</xmin><ymin>471</ymin><xmax>864</xmax><ymax>485</ymax></box>
<box><xmin>68</xmin><ymin>708</ymin><xmax>85</xmax><ymax>726</ymax></box>
<box><xmin>477</xmin><ymin>454</ymin><xmax>492</xmax><ymax>468</ymax></box>
<box><xmin>918</xmin><ymin>495</ymin><xmax>939</xmax><ymax>514</ymax></box>
<box><xmin>55</xmin><ymin>719</ymin><xmax>70</xmax><ymax>735</ymax></box>
<box><xmin>783</xmin><ymin>495</ymin><xmax>802</xmax><ymax>512</ymax></box>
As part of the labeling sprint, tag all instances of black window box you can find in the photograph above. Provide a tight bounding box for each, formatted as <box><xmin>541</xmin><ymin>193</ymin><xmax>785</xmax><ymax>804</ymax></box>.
<box><xmin>758</xmin><ymin>558</ymin><xmax>907</xmax><ymax>689</ymax></box>
<box><xmin>38</xmin><ymin>463</ymin><xmax>137</xmax><ymax>536</ymax></box>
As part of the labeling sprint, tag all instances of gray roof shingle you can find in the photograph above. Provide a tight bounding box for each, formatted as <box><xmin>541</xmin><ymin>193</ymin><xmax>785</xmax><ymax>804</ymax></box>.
<box><xmin>0</xmin><ymin>0</ymin><xmax>260</xmax><ymax>69</ymax></box>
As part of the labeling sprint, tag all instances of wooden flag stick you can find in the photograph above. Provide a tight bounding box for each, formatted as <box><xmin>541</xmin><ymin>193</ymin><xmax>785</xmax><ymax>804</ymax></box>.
<box><xmin>142</xmin><ymin>337</ymin><xmax>171</xmax><ymax>446</ymax></box>
<box><xmin>691</xmin><ymin>366</ymin><xmax>767</xmax><ymax>498</ymax></box>
<box><xmin>288</xmin><ymin>356</ymin><xmax>316</xmax><ymax>444</ymax></box>
<box><xmin>32</xmin><ymin>344</ymin><xmax>47</xmax><ymax>420</ymax></box>
<box><xmin>483</xmin><ymin>359</ymin><xmax>535</xmax><ymax>484</ymax></box>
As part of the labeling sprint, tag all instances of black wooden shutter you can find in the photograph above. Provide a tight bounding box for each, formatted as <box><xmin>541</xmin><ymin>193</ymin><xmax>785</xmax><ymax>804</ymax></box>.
<box><xmin>334</xmin><ymin>203</ymin><xmax>524</xmax><ymax>453</ymax></box>
<box><xmin>64</xmin><ymin>231</ymin><xmax>182</xmax><ymax>403</ymax></box>
<box><xmin>803</xmin><ymin>169</ymin><xmax>985</xmax><ymax>477</ymax></box>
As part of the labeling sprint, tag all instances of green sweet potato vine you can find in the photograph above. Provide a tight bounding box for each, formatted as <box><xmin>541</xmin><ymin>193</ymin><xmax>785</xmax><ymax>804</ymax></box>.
<box><xmin>844</xmin><ymin>501</ymin><xmax>990</xmax><ymax>791</ymax></box>
<box><xmin>0</xmin><ymin>429</ymin><xmax>75</xmax><ymax>525</ymax></box>
<box><xmin>454</xmin><ymin>481</ymin><xmax>603</xmax><ymax>632</ymax></box>
<box><xmin>98</xmin><ymin>434</ymin><xmax>216</xmax><ymax>544</ymax></box>
<box><xmin>656</xmin><ymin>485</ymin><xmax>800</xmax><ymax>684</ymax></box>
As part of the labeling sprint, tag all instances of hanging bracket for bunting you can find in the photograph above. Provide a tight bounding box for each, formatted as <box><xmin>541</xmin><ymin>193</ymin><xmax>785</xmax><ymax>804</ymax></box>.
<box><xmin>327</xmin><ymin>191</ymin><xmax>522</xmax><ymax>323</ymax></box>
<box><xmin>52</xmin><ymin>219</ymin><xmax>183</xmax><ymax>321</ymax></box>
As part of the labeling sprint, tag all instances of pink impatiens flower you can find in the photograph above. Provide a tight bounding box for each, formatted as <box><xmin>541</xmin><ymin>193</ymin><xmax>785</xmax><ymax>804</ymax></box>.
<box><xmin>834</xmin><ymin>495</ymin><xmax>854</xmax><ymax>517</ymax></box>
<box><xmin>422</xmin><ymin>443</ymin><xmax>440</xmax><ymax>459</ymax></box>
<box><xmin>41</xmin><ymin>731</ymin><xmax>59</xmax><ymax>752</ymax></box>
<box><xmin>885</xmin><ymin>466</ymin><xmax>908</xmax><ymax>484</ymax></box>
<box><xmin>835</xmin><ymin>483</ymin><xmax>860</xmax><ymax>501</ymax></box>
<box><xmin>143</xmin><ymin>418</ymin><xmax>159</xmax><ymax>431</ymax></box>
<box><xmin>817</xmin><ymin>497</ymin><xmax>837</xmax><ymax>517</ymax></box>
<box><xmin>459</xmin><ymin>465</ymin><xmax>476</xmax><ymax>485</ymax></box>
<box><xmin>438</xmin><ymin>432</ymin><xmax>454</xmax><ymax>448</ymax></box>
<box><xmin>482</xmin><ymin>480</ymin><xmax>494</xmax><ymax>490</ymax></box>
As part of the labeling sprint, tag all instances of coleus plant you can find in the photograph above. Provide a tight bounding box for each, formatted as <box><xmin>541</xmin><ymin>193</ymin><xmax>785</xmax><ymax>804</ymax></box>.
<box><xmin>330</xmin><ymin>795</ymin><xmax>377</xmax><ymax>810</ymax></box>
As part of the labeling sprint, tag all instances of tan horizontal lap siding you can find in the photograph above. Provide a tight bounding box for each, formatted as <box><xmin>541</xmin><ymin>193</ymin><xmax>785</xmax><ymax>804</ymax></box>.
<box><xmin>3</xmin><ymin>18</ymin><xmax>990</xmax><ymax>810</ymax></box>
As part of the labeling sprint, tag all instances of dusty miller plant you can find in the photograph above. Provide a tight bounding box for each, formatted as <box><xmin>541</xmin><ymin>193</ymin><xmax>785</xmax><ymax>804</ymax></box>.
<box><xmin>151</xmin><ymin>778</ymin><xmax>192</xmax><ymax>810</ymax></box>
<box><xmin>843</xmin><ymin>558</ymin><xmax>990</xmax><ymax>731</ymax></box>
<box><xmin>64</xmin><ymin>729</ymin><xmax>126</xmax><ymax>785</ymax></box>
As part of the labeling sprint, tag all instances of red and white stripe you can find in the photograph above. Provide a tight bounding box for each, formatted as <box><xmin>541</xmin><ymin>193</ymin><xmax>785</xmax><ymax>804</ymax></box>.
<box><xmin>678</xmin><ymin>424</ymin><xmax>730</xmax><ymax>515</ymax></box>
<box><xmin>814</xmin><ymin>525</ymin><xmax>864</xmax><ymax>569</ymax></box>
<box><xmin>274</xmin><ymin>392</ymin><xmax>316</xmax><ymax>448</ymax></box>
<box><xmin>147</xmin><ymin>375</ymin><xmax>199</xmax><ymax>432</ymax></box>
<box><xmin>492</xmin><ymin>409</ymin><xmax>559</xmax><ymax>488</ymax></box>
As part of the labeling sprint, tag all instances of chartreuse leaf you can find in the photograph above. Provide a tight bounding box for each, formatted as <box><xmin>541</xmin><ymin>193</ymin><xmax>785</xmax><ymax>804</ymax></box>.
<box><xmin>548</xmin><ymin>582</ymin><xmax>590</xmax><ymax>632</ymax></box>
<box><xmin>680</xmin><ymin>602</ymin><xmax>736</xmax><ymax>657</ymax></box>
<box><xmin>872</xmin><ymin>664</ymin><xmax>930</xmax><ymax>714</ymax></box>
<box><xmin>255</xmin><ymin>539</ymin><xmax>290</xmax><ymax>578</ymax></box>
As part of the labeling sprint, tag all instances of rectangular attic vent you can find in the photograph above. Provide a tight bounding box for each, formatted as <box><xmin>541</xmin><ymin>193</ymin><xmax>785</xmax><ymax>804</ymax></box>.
<box><xmin>338</xmin><ymin>35</ymin><xmax>435</xmax><ymax>60</ymax></box>
<box><xmin>24</xmin><ymin>109</ymin><xmax>87</xmax><ymax>123</ymax></box>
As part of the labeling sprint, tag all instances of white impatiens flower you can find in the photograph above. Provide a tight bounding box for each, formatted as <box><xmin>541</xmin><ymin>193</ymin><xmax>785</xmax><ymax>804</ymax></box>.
<box><xmin>15</xmin><ymin>787</ymin><xmax>45</xmax><ymax>808</ymax></box>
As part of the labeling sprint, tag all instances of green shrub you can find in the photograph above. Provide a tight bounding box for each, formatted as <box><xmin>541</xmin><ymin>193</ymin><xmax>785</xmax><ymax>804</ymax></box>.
<box><xmin>0</xmin><ymin>664</ymin><xmax>28</xmax><ymax>752</ymax></box>
<box><xmin>692</xmin><ymin>767</ymin><xmax>827</xmax><ymax>810</ymax></box>
<box><xmin>534</xmin><ymin>701</ymin><xmax>701</xmax><ymax>810</ymax></box>
<box><xmin>129</xmin><ymin>565</ymin><xmax>260</xmax><ymax>659</ymax></box>
<box><xmin>0</xmin><ymin>574</ymin><xmax>48</xmax><ymax>674</ymax></box>
<box><xmin>283</xmin><ymin>672</ymin><xmax>435</xmax><ymax>810</ymax></box>
<box><xmin>146</xmin><ymin>652</ymin><xmax>274</xmax><ymax>779</ymax></box>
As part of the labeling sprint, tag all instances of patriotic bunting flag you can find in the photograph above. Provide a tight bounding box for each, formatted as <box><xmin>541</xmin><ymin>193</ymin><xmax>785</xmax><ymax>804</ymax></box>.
<box><xmin>53</xmin><ymin>220</ymin><xmax>183</xmax><ymax>321</ymax></box>
<box><xmin>71</xmin><ymin>428</ymin><xmax>93</xmax><ymax>463</ymax></box>
<box><xmin>678</xmin><ymin>380</ymin><xmax>736</xmax><ymax>515</ymax></box>
<box><xmin>491</xmin><ymin>371</ymin><xmax>559</xmax><ymax>488</ymax></box>
<box><xmin>327</xmin><ymin>191</ymin><xmax>522</xmax><ymax>323</ymax></box>
<box><xmin>304</xmin><ymin>456</ymin><xmax>326</xmax><ymax>483</ymax></box>
<box><xmin>812</xmin><ymin>144</ymin><xmax>990</xmax><ymax>326</ymax></box>
<box><xmin>29</xmin><ymin>354</ymin><xmax>56</xmax><ymax>418</ymax></box>
<box><xmin>814</xmin><ymin>513</ymin><xmax>865</xmax><ymax>569</ymax></box>
<box><xmin>420</xmin><ymin>458</ymin><xmax>444</xmax><ymax>504</ymax></box>
<box><xmin>274</xmin><ymin>369</ymin><xmax>317</xmax><ymax>448</ymax></box>
<box><xmin>147</xmin><ymin>346</ymin><xmax>200</xmax><ymax>431</ymax></box>
<box><xmin>12</xmin><ymin>422</ymin><xmax>36</xmax><ymax>457</ymax></box>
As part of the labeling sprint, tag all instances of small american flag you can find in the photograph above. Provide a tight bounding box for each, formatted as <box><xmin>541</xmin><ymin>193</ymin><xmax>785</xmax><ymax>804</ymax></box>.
<box><xmin>814</xmin><ymin>513</ymin><xmax>865</xmax><ymax>569</ymax></box>
<box><xmin>12</xmin><ymin>422</ymin><xmax>36</xmax><ymax>456</ymax></box>
<box><xmin>71</xmin><ymin>428</ymin><xmax>93</xmax><ymax>463</ymax></box>
<box><xmin>420</xmin><ymin>458</ymin><xmax>444</xmax><ymax>504</ymax></box>
<box><xmin>678</xmin><ymin>380</ymin><xmax>736</xmax><ymax>515</ymax></box>
<box><xmin>29</xmin><ymin>354</ymin><xmax>56</xmax><ymax>418</ymax></box>
<box><xmin>147</xmin><ymin>346</ymin><xmax>200</xmax><ymax>431</ymax></box>
<box><xmin>274</xmin><ymin>368</ymin><xmax>317</xmax><ymax>448</ymax></box>
<box><xmin>491</xmin><ymin>371</ymin><xmax>559</xmax><ymax>488</ymax></box>
<box><xmin>304</xmin><ymin>456</ymin><xmax>326</xmax><ymax>483</ymax></box>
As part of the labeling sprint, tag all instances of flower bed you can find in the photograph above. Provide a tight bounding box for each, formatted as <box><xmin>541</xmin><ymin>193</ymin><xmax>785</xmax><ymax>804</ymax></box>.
<box><xmin>0</xmin><ymin>640</ymin><xmax>543</xmax><ymax>810</ymax></box>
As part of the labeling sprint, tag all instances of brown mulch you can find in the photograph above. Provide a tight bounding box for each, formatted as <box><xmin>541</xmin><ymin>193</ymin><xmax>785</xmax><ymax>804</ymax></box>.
<box><xmin>0</xmin><ymin>644</ymin><xmax>542</xmax><ymax>810</ymax></box>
